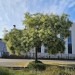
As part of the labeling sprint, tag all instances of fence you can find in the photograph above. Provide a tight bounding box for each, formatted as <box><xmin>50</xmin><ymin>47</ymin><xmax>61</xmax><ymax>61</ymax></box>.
<box><xmin>25</xmin><ymin>53</ymin><xmax>75</xmax><ymax>59</ymax></box>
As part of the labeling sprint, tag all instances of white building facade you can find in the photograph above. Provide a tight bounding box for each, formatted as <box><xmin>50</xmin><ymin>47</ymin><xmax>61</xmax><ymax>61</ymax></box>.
<box><xmin>26</xmin><ymin>24</ymin><xmax>75</xmax><ymax>59</ymax></box>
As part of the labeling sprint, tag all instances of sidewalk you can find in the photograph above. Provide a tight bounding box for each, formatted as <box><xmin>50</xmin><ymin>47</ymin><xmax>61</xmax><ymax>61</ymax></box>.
<box><xmin>0</xmin><ymin>59</ymin><xmax>75</xmax><ymax>67</ymax></box>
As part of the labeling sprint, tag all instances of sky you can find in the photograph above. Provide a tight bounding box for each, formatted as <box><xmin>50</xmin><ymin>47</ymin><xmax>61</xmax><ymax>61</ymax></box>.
<box><xmin>0</xmin><ymin>0</ymin><xmax>75</xmax><ymax>38</ymax></box>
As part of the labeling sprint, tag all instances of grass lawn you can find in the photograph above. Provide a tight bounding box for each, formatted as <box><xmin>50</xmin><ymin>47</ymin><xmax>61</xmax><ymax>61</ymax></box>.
<box><xmin>0</xmin><ymin>65</ymin><xmax>75</xmax><ymax>75</ymax></box>
<box><xmin>0</xmin><ymin>59</ymin><xmax>75</xmax><ymax>75</ymax></box>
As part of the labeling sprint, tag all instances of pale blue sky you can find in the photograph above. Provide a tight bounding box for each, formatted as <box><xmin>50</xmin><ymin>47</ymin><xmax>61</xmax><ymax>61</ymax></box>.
<box><xmin>0</xmin><ymin>0</ymin><xmax>75</xmax><ymax>38</ymax></box>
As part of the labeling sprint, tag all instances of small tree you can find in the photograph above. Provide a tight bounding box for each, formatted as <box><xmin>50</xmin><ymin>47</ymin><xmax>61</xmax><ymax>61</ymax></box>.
<box><xmin>22</xmin><ymin>13</ymin><xmax>72</xmax><ymax>62</ymax></box>
<box><xmin>4</xmin><ymin>13</ymin><xmax>72</xmax><ymax>62</ymax></box>
<box><xmin>4</xmin><ymin>25</ymin><xmax>23</xmax><ymax>55</ymax></box>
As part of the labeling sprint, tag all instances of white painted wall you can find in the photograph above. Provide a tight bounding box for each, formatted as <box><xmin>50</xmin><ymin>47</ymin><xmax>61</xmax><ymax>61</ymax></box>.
<box><xmin>41</xmin><ymin>44</ymin><xmax>45</xmax><ymax>53</ymax></box>
<box><xmin>71</xmin><ymin>23</ymin><xmax>75</xmax><ymax>54</ymax></box>
<box><xmin>64</xmin><ymin>38</ymin><xmax>68</xmax><ymax>54</ymax></box>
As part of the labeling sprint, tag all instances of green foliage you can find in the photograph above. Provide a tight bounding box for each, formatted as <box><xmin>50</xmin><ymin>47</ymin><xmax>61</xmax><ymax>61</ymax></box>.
<box><xmin>23</xmin><ymin>13</ymin><xmax>72</xmax><ymax>54</ymax></box>
<box><xmin>4</xmin><ymin>28</ymin><xmax>23</xmax><ymax>55</ymax></box>
<box><xmin>27</xmin><ymin>61</ymin><xmax>46</xmax><ymax>71</ymax></box>
<box><xmin>2</xmin><ymin>53</ymin><xmax>9</xmax><ymax>58</ymax></box>
<box><xmin>0</xmin><ymin>66</ymin><xmax>75</xmax><ymax>75</ymax></box>
<box><xmin>0</xmin><ymin>67</ymin><xmax>14</xmax><ymax>75</ymax></box>
<box><xmin>4</xmin><ymin>12</ymin><xmax>72</xmax><ymax>56</ymax></box>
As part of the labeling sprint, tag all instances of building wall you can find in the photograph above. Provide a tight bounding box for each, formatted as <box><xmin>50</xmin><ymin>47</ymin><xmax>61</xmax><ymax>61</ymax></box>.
<box><xmin>64</xmin><ymin>38</ymin><xmax>68</xmax><ymax>54</ymax></box>
<box><xmin>26</xmin><ymin>24</ymin><xmax>75</xmax><ymax>58</ymax></box>
<box><xmin>0</xmin><ymin>39</ymin><xmax>8</xmax><ymax>57</ymax></box>
<box><xmin>72</xmin><ymin>23</ymin><xmax>75</xmax><ymax>54</ymax></box>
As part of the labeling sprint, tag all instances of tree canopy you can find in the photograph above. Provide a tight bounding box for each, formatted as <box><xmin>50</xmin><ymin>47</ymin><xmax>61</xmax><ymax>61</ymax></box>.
<box><xmin>4</xmin><ymin>13</ymin><xmax>72</xmax><ymax>56</ymax></box>
<box><xmin>4</xmin><ymin>27</ymin><xmax>23</xmax><ymax>55</ymax></box>
<box><xmin>22</xmin><ymin>13</ymin><xmax>72</xmax><ymax>54</ymax></box>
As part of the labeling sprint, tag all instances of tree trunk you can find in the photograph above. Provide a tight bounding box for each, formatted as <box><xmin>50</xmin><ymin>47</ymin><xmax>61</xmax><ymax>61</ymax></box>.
<box><xmin>35</xmin><ymin>47</ymin><xmax>38</xmax><ymax>62</ymax></box>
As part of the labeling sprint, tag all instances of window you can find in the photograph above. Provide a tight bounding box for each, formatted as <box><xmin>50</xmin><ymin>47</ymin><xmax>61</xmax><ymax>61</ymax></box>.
<box><xmin>37</xmin><ymin>46</ymin><xmax>41</xmax><ymax>52</ymax></box>
<box><xmin>44</xmin><ymin>48</ymin><xmax>48</xmax><ymax>53</ymax></box>
<box><xmin>44</xmin><ymin>44</ymin><xmax>48</xmax><ymax>53</ymax></box>
<box><xmin>68</xmin><ymin>31</ymin><xmax>72</xmax><ymax>54</ymax></box>
<box><xmin>68</xmin><ymin>44</ymin><xmax>72</xmax><ymax>54</ymax></box>
<box><xmin>68</xmin><ymin>36</ymin><xmax>72</xmax><ymax>44</ymax></box>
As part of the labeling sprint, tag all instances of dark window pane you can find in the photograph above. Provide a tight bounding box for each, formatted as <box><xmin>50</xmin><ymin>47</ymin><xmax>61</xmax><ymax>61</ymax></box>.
<box><xmin>37</xmin><ymin>46</ymin><xmax>41</xmax><ymax>52</ymax></box>
<box><xmin>68</xmin><ymin>31</ymin><xmax>72</xmax><ymax>54</ymax></box>
<box><xmin>68</xmin><ymin>44</ymin><xmax>72</xmax><ymax>54</ymax></box>
<box><xmin>44</xmin><ymin>49</ymin><xmax>48</xmax><ymax>53</ymax></box>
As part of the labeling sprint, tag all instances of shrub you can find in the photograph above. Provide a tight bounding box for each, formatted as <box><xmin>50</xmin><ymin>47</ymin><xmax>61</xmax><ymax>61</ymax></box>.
<box><xmin>27</xmin><ymin>61</ymin><xmax>46</xmax><ymax>71</ymax></box>
<box><xmin>2</xmin><ymin>52</ymin><xmax>9</xmax><ymax>58</ymax></box>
